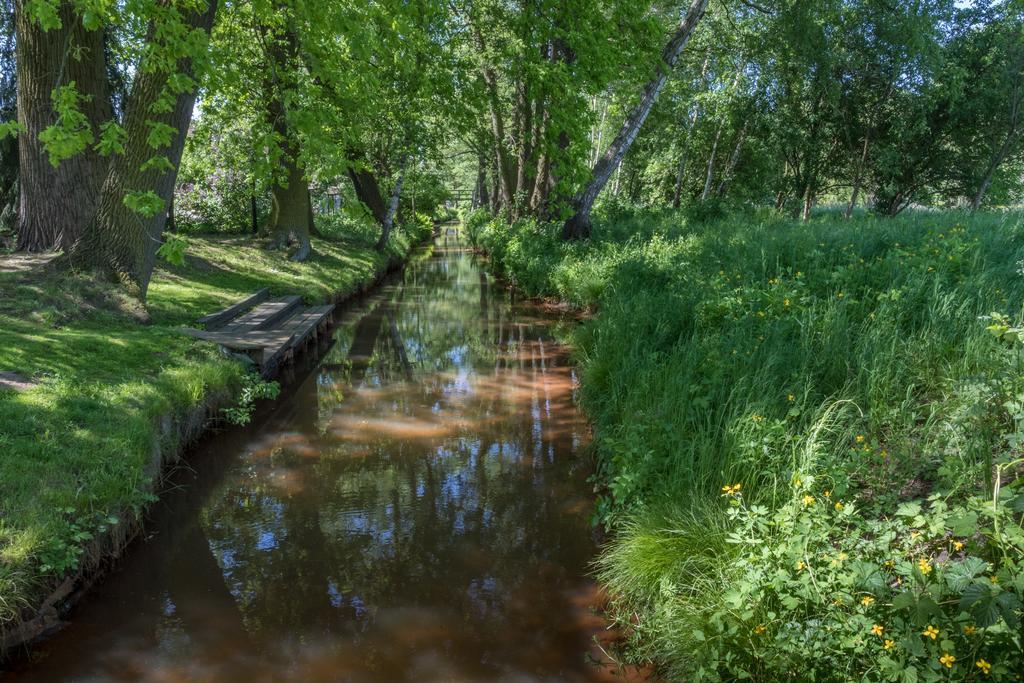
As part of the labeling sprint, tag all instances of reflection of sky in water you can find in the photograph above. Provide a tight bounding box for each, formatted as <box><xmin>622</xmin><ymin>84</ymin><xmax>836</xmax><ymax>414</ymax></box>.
<box><xmin>11</xmin><ymin>241</ymin><xmax>641</xmax><ymax>683</ymax></box>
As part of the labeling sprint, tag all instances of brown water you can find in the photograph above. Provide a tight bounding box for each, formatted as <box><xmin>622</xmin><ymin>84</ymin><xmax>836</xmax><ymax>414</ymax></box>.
<box><xmin>6</xmin><ymin>235</ymin><xmax>640</xmax><ymax>683</ymax></box>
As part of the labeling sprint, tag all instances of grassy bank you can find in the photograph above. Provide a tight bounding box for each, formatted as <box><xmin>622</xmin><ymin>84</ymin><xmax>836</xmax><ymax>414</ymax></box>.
<box><xmin>468</xmin><ymin>207</ymin><xmax>1024</xmax><ymax>681</ymax></box>
<box><xmin>0</xmin><ymin>225</ymin><xmax>425</xmax><ymax>637</ymax></box>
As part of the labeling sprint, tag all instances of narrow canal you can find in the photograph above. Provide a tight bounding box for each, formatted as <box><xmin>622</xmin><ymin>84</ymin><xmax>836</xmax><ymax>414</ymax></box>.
<box><xmin>8</xmin><ymin>234</ymin><xmax>633</xmax><ymax>682</ymax></box>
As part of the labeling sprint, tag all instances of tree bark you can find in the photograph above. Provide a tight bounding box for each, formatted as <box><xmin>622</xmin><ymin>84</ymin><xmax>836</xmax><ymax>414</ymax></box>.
<box><xmin>716</xmin><ymin>122</ymin><xmax>747</xmax><ymax>197</ymax></box>
<box><xmin>347</xmin><ymin>152</ymin><xmax>388</xmax><ymax>225</ymax></box>
<box><xmin>562</xmin><ymin>0</ymin><xmax>709</xmax><ymax>239</ymax></box>
<box><xmin>14</xmin><ymin>0</ymin><xmax>111</xmax><ymax>252</ymax></box>
<box><xmin>700</xmin><ymin>123</ymin><xmax>723</xmax><ymax>202</ymax></box>
<box><xmin>801</xmin><ymin>181</ymin><xmax>815</xmax><ymax>221</ymax></box>
<box><xmin>250</xmin><ymin>187</ymin><xmax>259</xmax><ymax>235</ymax></box>
<box><xmin>473</xmin><ymin>151</ymin><xmax>489</xmax><ymax>209</ymax></box>
<box><xmin>469</xmin><ymin>16</ymin><xmax>516</xmax><ymax>210</ymax></box>
<box><xmin>701</xmin><ymin>61</ymin><xmax>744</xmax><ymax>202</ymax></box>
<box><xmin>67</xmin><ymin>0</ymin><xmax>217</xmax><ymax>296</ymax></box>
<box><xmin>260</xmin><ymin>16</ymin><xmax>312</xmax><ymax>261</ymax></box>
<box><xmin>265</xmin><ymin>152</ymin><xmax>311</xmax><ymax>261</ymax></box>
<box><xmin>972</xmin><ymin>57</ymin><xmax>1022</xmax><ymax>210</ymax></box>
<box><xmin>673</xmin><ymin>53</ymin><xmax>710</xmax><ymax>208</ymax></box>
<box><xmin>845</xmin><ymin>132</ymin><xmax>870</xmax><ymax>219</ymax></box>
<box><xmin>376</xmin><ymin>158</ymin><xmax>406</xmax><ymax>252</ymax></box>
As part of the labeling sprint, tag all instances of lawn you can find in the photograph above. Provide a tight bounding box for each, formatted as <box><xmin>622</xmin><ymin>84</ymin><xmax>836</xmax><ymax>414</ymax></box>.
<box><xmin>468</xmin><ymin>206</ymin><xmax>1024</xmax><ymax>681</ymax></box>
<box><xmin>0</xmin><ymin>229</ymin><xmax>417</xmax><ymax>631</ymax></box>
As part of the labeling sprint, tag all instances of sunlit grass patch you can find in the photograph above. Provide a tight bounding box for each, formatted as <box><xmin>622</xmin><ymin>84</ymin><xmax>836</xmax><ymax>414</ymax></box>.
<box><xmin>0</xmin><ymin>228</ymin><xmax>415</xmax><ymax>628</ymax></box>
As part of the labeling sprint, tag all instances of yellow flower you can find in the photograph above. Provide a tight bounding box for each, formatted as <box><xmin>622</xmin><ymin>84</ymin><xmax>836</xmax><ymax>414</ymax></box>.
<box><xmin>939</xmin><ymin>653</ymin><xmax>956</xmax><ymax>669</ymax></box>
<box><xmin>883</xmin><ymin>639</ymin><xmax>894</xmax><ymax>650</ymax></box>
<box><xmin>753</xmin><ymin>624</ymin><xmax>766</xmax><ymax>635</ymax></box>
<box><xmin>976</xmin><ymin>659</ymin><xmax>992</xmax><ymax>675</ymax></box>
<box><xmin>910</xmin><ymin>530</ymin><xmax>921</xmax><ymax>539</ymax></box>
<box><xmin>871</xmin><ymin>624</ymin><xmax>884</xmax><ymax>636</ymax></box>
<box><xmin>989</xmin><ymin>575</ymin><xmax>999</xmax><ymax>585</ymax></box>
<box><xmin>784</xmin><ymin>299</ymin><xmax>791</xmax><ymax>307</ymax></box>
<box><xmin>834</xmin><ymin>501</ymin><xmax>844</xmax><ymax>511</ymax></box>
<box><xmin>802</xmin><ymin>494</ymin><xmax>815</xmax><ymax>506</ymax></box>
<box><xmin>861</xmin><ymin>596</ymin><xmax>875</xmax><ymax>606</ymax></box>
<box><xmin>855</xmin><ymin>434</ymin><xmax>865</xmax><ymax>443</ymax></box>
<box><xmin>963</xmin><ymin>625</ymin><xmax>977</xmax><ymax>635</ymax></box>
<box><xmin>787</xmin><ymin>393</ymin><xmax>795</xmax><ymax>401</ymax></box>
<box><xmin>796</xmin><ymin>560</ymin><xmax>806</xmax><ymax>571</ymax></box>
<box><xmin>918</xmin><ymin>558</ymin><xmax>933</xmax><ymax>575</ymax></box>
<box><xmin>823</xmin><ymin>490</ymin><xmax>831</xmax><ymax>498</ymax></box>
<box><xmin>837</xmin><ymin>292</ymin><xmax>845</xmax><ymax>299</ymax></box>
<box><xmin>923</xmin><ymin>625</ymin><xmax>939</xmax><ymax>640</ymax></box>
<box><xmin>953</xmin><ymin>540</ymin><xmax>964</xmax><ymax>551</ymax></box>
<box><xmin>837</xmin><ymin>552</ymin><xmax>848</xmax><ymax>562</ymax></box>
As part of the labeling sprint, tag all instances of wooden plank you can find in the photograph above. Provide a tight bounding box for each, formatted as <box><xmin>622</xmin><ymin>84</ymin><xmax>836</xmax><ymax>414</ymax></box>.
<box><xmin>220</xmin><ymin>295</ymin><xmax>302</xmax><ymax>334</ymax></box>
<box><xmin>179</xmin><ymin>327</ymin><xmax>295</xmax><ymax>350</ymax></box>
<box><xmin>197</xmin><ymin>288</ymin><xmax>269</xmax><ymax>329</ymax></box>
<box><xmin>280</xmin><ymin>305</ymin><xmax>334</xmax><ymax>350</ymax></box>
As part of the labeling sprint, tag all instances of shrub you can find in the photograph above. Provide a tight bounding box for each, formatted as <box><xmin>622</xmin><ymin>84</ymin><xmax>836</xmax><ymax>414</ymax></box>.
<box><xmin>478</xmin><ymin>207</ymin><xmax>1024</xmax><ymax>679</ymax></box>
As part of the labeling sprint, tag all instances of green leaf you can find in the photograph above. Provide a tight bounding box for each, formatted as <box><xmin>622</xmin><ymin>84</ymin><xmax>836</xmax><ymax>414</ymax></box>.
<box><xmin>948</xmin><ymin>512</ymin><xmax>978</xmax><ymax>536</ymax></box>
<box><xmin>25</xmin><ymin>0</ymin><xmax>61</xmax><ymax>30</ymax></box>
<box><xmin>960</xmin><ymin>582</ymin><xmax>1000</xmax><ymax>627</ymax></box>
<box><xmin>892</xmin><ymin>591</ymin><xmax>916</xmax><ymax>610</ymax></box>
<box><xmin>145</xmin><ymin>121</ymin><xmax>178</xmax><ymax>150</ymax></box>
<box><xmin>94</xmin><ymin>121</ymin><xmax>126</xmax><ymax>156</ymax></box>
<box><xmin>123</xmin><ymin>190</ymin><xmax>165</xmax><ymax>218</ymax></box>
<box><xmin>140</xmin><ymin>155</ymin><xmax>175</xmax><ymax>173</ymax></box>
<box><xmin>156</xmin><ymin>234</ymin><xmax>188</xmax><ymax>267</ymax></box>
<box><xmin>945</xmin><ymin>557</ymin><xmax>988</xmax><ymax>592</ymax></box>
<box><xmin>895</xmin><ymin>501</ymin><xmax>922</xmax><ymax>518</ymax></box>
<box><xmin>0</xmin><ymin>120</ymin><xmax>25</xmax><ymax>140</ymax></box>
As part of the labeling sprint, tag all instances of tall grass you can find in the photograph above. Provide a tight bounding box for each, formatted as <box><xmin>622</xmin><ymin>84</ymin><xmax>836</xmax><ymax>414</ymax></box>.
<box><xmin>470</xmin><ymin>207</ymin><xmax>1024</xmax><ymax>677</ymax></box>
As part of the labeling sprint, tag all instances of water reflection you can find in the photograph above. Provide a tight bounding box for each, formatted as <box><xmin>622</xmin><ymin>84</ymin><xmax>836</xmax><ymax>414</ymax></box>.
<box><xmin>6</xmin><ymin>236</ymin><xmax>643</xmax><ymax>682</ymax></box>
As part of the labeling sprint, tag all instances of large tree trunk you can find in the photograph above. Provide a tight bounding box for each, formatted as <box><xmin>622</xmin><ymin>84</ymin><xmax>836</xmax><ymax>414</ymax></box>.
<box><xmin>347</xmin><ymin>154</ymin><xmax>388</xmax><ymax>225</ymax></box>
<box><xmin>469</xmin><ymin>14</ymin><xmax>516</xmax><ymax>210</ymax></box>
<box><xmin>67</xmin><ymin>0</ymin><xmax>216</xmax><ymax>297</ymax></box>
<box><xmin>562</xmin><ymin>0</ymin><xmax>709</xmax><ymax>240</ymax></box>
<box><xmin>376</xmin><ymin>159</ymin><xmax>406</xmax><ymax>252</ymax></box>
<box><xmin>261</xmin><ymin>16</ymin><xmax>312</xmax><ymax>261</ymax></box>
<box><xmin>265</xmin><ymin>153</ymin><xmax>311</xmax><ymax>262</ymax></box>
<box><xmin>14</xmin><ymin>0</ymin><xmax>111</xmax><ymax>252</ymax></box>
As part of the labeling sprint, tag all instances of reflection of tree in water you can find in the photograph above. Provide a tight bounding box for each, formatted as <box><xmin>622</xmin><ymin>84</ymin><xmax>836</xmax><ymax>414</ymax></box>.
<box><xmin>10</xmin><ymin>244</ymin><xmax>615</xmax><ymax>683</ymax></box>
<box><xmin>191</xmin><ymin>242</ymin><xmax>602</xmax><ymax>677</ymax></box>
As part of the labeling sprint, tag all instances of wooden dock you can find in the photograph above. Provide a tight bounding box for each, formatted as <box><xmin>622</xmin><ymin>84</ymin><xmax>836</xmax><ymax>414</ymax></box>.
<box><xmin>181</xmin><ymin>288</ymin><xmax>334</xmax><ymax>374</ymax></box>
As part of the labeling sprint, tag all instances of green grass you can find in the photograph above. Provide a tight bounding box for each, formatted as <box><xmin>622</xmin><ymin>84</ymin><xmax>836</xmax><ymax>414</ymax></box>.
<box><xmin>470</xmin><ymin>206</ymin><xmax>1024</xmax><ymax>679</ymax></box>
<box><xmin>0</xmin><ymin>228</ymin><xmax>417</xmax><ymax>629</ymax></box>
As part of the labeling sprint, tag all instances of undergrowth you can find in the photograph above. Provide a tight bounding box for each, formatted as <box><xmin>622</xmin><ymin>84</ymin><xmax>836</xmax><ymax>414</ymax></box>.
<box><xmin>469</xmin><ymin>206</ymin><xmax>1024</xmax><ymax>681</ymax></box>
